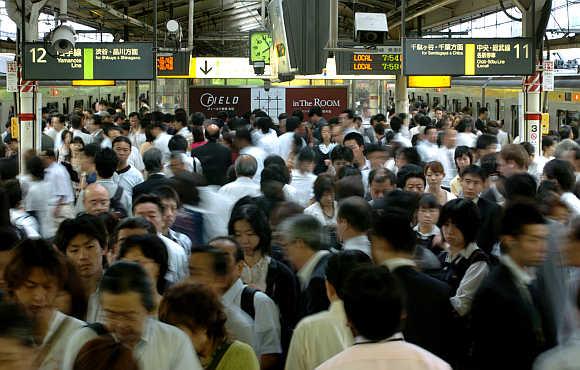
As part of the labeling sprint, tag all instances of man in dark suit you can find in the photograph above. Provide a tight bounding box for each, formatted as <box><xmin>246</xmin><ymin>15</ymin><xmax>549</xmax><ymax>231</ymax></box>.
<box><xmin>471</xmin><ymin>202</ymin><xmax>556</xmax><ymax>370</ymax></box>
<box><xmin>191</xmin><ymin>123</ymin><xmax>232</xmax><ymax>186</ymax></box>
<box><xmin>460</xmin><ymin>165</ymin><xmax>501</xmax><ymax>255</ymax></box>
<box><xmin>370</xmin><ymin>204</ymin><xmax>455</xmax><ymax>364</ymax></box>
<box><xmin>132</xmin><ymin>147</ymin><xmax>173</xmax><ymax>201</ymax></box>
<box><xmin>279</xmin><ymin>214</ymin><xmax>331</xmax><ymax>320</ymax></box>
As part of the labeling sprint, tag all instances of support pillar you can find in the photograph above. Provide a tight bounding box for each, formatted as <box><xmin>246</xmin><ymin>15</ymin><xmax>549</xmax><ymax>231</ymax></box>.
<box><xmin>395</xmin><ymin>73</ymin><xmax>409</xmax><ymax>114</ymax></box>
<box><xmin>126</xmin><ymin>80</ymin><xmax>138</xmax><ymax>113</ymax></box>
<box><xmin>521</xmin><ymin>0</ymin><xmax>542</xmax><ymax>156</ymax></box>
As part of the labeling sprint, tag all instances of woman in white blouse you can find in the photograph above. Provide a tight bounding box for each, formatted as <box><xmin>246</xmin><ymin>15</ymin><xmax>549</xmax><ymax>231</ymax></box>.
<box><xmin>304</xmin><ymin>174</ymin><xmax>337</xmax><ymax>227</ymax></box>
<box><xmin>424</xmin><ymin>161</ymin><xmax>456</xmax><ymax>206</ymax></box>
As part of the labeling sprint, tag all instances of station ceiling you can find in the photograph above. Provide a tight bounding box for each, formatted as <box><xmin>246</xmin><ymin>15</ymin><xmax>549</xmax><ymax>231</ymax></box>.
<box><xmin>30</xmin><ymin>0</ymin><xmax>526</xmax><ymax>55</ymax></box>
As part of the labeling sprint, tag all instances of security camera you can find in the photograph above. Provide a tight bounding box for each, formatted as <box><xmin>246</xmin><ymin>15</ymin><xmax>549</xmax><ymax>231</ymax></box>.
<box><xmin>355</xmin><ymin>13</ymin><xmax>388</xmax><ymax>44</ymax></box>
<box><xmin>50</xmin><ymin>25</ymin><xmax>76</xmax><ymax>54</ymax></box>
<box><xmin>263</xmin><ymin>79</ymin><xmax>272</xmax><ymax>91</ymax></box>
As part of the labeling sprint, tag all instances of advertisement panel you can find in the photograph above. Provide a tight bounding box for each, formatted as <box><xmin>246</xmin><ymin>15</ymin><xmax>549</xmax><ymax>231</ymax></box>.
<box><xmin>285</xmin><ymin>87</ymin><xmax>348</xmax><ymax>119</ymax></box>
<box><xmin>189</xmin><ymin>88</ymin><xmax>251</xmax><ymax>117</ymax></box>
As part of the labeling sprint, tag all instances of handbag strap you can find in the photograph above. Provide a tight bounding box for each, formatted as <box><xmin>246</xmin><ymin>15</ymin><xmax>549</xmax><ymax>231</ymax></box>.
<box><xmin>206</xmin><ymin>340</ymin><xmax>234</xmax><ymax>370</ymax></box>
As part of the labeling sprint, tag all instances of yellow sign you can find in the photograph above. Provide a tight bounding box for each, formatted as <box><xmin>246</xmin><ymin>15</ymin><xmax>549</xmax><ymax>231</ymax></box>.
<box><xmin>408</xmin><ymin>76</ymin><xmax>451</xmax><ymax>88</ymax></box>
<box><xmin>10</xmin><ymin>117</ymin><xmax>18</xmax><ymax>140</ymax></box>
<box><xmin>541</xmin><ymin>113</ymin><xmax>550</xmax><ymax>135</ymax></box>
<box><xmin>72</xmin><ymin>80</ymin><xmax>115</xmax><ymax>86</ymax></box>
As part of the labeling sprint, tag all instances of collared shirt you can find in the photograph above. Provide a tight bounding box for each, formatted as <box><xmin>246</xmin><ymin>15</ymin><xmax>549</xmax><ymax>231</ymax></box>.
<box><xmin>254</xmin><ymin>129</ymin><xmax>281</xmax><ymax>156</ymax></box>
<box><xmin>304</xmin><ymin>201</ymin><xmax>337</xmax><ymax>227</ymax></box>
<box><xmin>24</xmin><ymin>179</ymin><xmax>51</xmax><ymax>238</ymax></box>
<box><xmin>53</xmin><ymin>128</ymin><xmax>66</xmax><ymax>152</ymax></box>
<box><xmin>298</xmin><ymin>250</ymin><xmax>331</xmax><ymax>290</ymax></box>
<box><xmin>561</xmin><ymin>192</ymin><xmax>580</xmax><ymax>216</ymax></box>
<box><xmin>128</xmin><ymin>146</ymin><xmax>145</xmax><ymax>172</ymax></box>
<box><xmin>45</xmin><ymin>162</ymin><xmax>75</xmax><ymax>204</ymax></box>
<box><xmin>129</xmin><ymin>129</ymin><xmax>147</xmax><ymax>148</ymax></box>
<box><xmin>38</xmin><ymin>311</ymin><xmax>84</xmax><ymax>370</ymax></box>
<box><xmin>447</xmin><ymin>243</ymin><xmax>490</xmax><ymax>316</ymax></box>
<box><xmin>393</xmin><ymin>133</ymin><xmax>412</xmax><ymax>148</ymax></box>
<box><xmin>285</xmin><ymin>300</ymin><xmax>353</xmax><ymax>370</ymax></box>
<box><xmin>62</xmin><ymin>318</ymin><xmax>202</xmax><ymax>370</ymax></box>
<box><xmin>437</xmin><ymin>147</ymin><xmax>457</xmax><ymax>188</ymax></box>
<box><xmin>342</xmin><ymin>235</ymin><xmax>371</xmax><ymax>257</ymax></box>
<box><xmin>10</xmin><ymin>208</ymin><xmax>41</xmax><ymax>238</ymax></box>
<box><xmin>159</xmin><ymin>233</ymin><xmax>189</xmax><ymax>284</ymax></box>
<box><xmin>116</xmin><ymin>165</ymin><xmax>144</xmax><ymax>199</ymax></box>
<box><xmin>241</xmin><ymin>256</ymin><xmax>271</xmax><ymax>292</ymax></box>
<box><xmin>222</xmin><ymin>279</ymin><xmax>282</xmax><ymax>356</ymax></box>
<box><xmin>222</xmin><ymin>302</ymin><xmax>257</xmax><ymax>350</ymax></box>
<box><xmin>177</xmin><ymin>127</ymin><xmax>193</xmax><ymax>145</ymax></box>
<box><xmin>218</xmin><ymin>176</ymin><xmax>261</xmax><ymax>203</ymax></box>
<box><xmin>382</xmin><ymin>257</ymin><xmax>417</xmax><ymax>272</ymax></box>
<box><xmin>72</xmin><ymin>129</ymin><xmax>93</xmax><ymax>145</ymax></box>
<box><xmin>154</xmin><ymin>132</ymin><xmax>173</xmax><ymax>162</ymax></box>
<box><xmin>417</xmin><ymin>141</ymin><xmax>440</xmax><ymax>163</ymax></box>
<box><xmin>316</xmin><ymin>332</ymin><xmax>451</xmax><ymax>370</ymax></box>
<box><xmin>456</xmin><ymin>132</ymin><xmax>477</xmax><ymax>148</ymax></box>
<box><xmin>501</xmin><ymin>254</ymin><xmax>534</xmax><ymax>286</ymax></box>
<box><xmin>168</xmin><ymin>228</ymin><xmax>192</xmax><ymax>255</ymax></box>
<box><xmin>413</xmin><ymin>224</ymin><xmax>441</xmax><ymax>238</ymax></box>
<box><xmin>291</xmin><ymin>169</ymin><xmax>317</xmax><ymax>207</ymax></box>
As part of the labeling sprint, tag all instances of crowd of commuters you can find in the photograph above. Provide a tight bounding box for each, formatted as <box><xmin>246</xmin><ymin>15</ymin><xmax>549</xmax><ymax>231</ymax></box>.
<box><xmin>0</xmin><ymin>100</ymin><xmax>579</xmax><ymax>370</ymax></box>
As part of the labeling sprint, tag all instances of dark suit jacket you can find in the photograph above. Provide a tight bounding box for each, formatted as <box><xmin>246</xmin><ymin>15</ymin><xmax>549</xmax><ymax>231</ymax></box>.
<box><xmin>391</xmin><ymin>265</ymin><xmax>454</xmax><ymax>363</ymax></box>
<box><xmin>297</xmin><ymin>253</ymin><xmax>331</xmax><ymax>321</ymax></box>
<box><xmin>476</xmin><ymin>197</ymin><xmax>502</xmax><ymax>255</ymax></box>
<box><xmin>0</xmin><ymin>155</ymin><xmax>18</xmax><ymax>180</ymax></box>
<box><xmin>471</xmin><ymin>264</ymin><xmax>556</xmax><ymax>370</ymax></box>
<box><xmin>191</xmin><ymin>141</ymin><xmax>232</xmax><ymax>186</ymax></box>
<box><xmin>132</xmin><ymin>174</ymin><xmax>173</xmax><ymax>201</ymax></box>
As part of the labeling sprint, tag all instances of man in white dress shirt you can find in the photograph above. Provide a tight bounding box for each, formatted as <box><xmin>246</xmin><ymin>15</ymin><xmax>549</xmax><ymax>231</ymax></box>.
<box><xmin>63</xmin><ymin>261</ymin><xmax>202</xmax><ymax>370</ymax></box>
<box><xmin>278</xmin><ymin>116</ymin><xmax>306</xmax><ymax>161</ymax></box>
<box><xmin>174</xmin><ymin>112</ymin><xmax>193</xmax><ymax>146</ymax></box>
<box><xmin>290</xmin><ymin>148</ymin><xmax>318</xmax><ymax>207</ymax></box>
<box><xmin>253</xmin><ymin>116</ymin><xmax>281</xmax><ymax>156</ymax></box>
<box><xmin>417</xmin><ymin>126</ymin><xmax>441</xmax><ymax>163</ymax></box>
<box><xmin>151</xmin><ymin>121</ymin><xmax>173</xmax><ymax>162</ymax></box>
<box><xmin>113</xmin><ymin>136</ymin><xmax>144</xmax><ymax>199</ymax></box>
<box><xmin>50</xmin><ymin>114</ymin><xmax>67</xmax><ymax>152</ymax></box>
<box><xmin>336</xmin><ymin>197</ymin><xmax>372</xmax><ymax>257</ymax></box>
<box><xmin>70</xmin><ymin>114</ymin><xmax>93</xmax><ymax>145</ymax></box>
<box><xmin>41</xmin><ymin>149</ymin><xmax>75</xmax><ymax>236</ymax></box>
<box><xmin>236</xmin><ymin>127</ymin><xmax>267</xmax><ymax>182</ymax></box>
<box><xmin>285</xmin><ymin>250</ymin><xmax>371</xmax><ymax>370</ymax></box>
<box><xmin>218</xmin><ymin>154</ymin><xmax>261</xmax><ymax>203</ymax></box>
<box><xmin>317</xmin><ymin>265</ymin><xmax>451</xmax><ymax>370</ymax></box>
<box><xmin>437</xmin><ymin>128</ymin><xmax>457</xmax><ymax>188</ymax></box>
<box><xmin>133</xmin><ymin>195</ymin><xmax>189</xmax><ymax>284</ymax></box>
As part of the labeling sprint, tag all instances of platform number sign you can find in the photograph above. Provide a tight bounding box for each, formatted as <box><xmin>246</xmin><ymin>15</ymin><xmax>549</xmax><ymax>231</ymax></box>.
<box><xmin>525</xmin><ymin>113</ymin><xmax>542</xmax><ymax>157</ymax></box>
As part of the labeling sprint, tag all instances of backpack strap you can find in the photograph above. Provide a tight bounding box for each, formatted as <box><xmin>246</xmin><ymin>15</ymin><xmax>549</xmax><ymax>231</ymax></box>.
<box><xmin>33</xmin><ymin>315</ymin><xmax>77</xmax><ymax>368</ymax></box>
<box><xmin>241</xmin><ymin>286</ymin><xmax>258</xmax><ymax>320</ymax></box>
<box><xmin>205</xmin><ymin>340</ymin><xmax>233</xmax><ymax>370</ymax></box>
<box><xmin>111</xmin><ymin>186</ymin><xmax>123</xmax><ymax>203</ymax></box>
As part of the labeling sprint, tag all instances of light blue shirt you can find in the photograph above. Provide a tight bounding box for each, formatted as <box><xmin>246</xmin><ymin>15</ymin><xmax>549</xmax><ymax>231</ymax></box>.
<box><xmin>62</xmin><ymin>318</ymin><xmax>202</xmax><ymax>370</ymax></box>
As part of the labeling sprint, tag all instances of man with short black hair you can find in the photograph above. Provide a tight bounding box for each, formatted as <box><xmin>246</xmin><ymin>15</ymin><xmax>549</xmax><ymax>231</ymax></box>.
<box><xmin>309</xmin><ymin>106</ymin><xmax>327</xmax><ymax>129</ymax></box>
<box><xmin>133</xmin><ymin>148</ymin><xmax>173</xmax><ymax>200</ymax></box>
<box><xmin>286</xmin><ymin>250</ymin><xmax>371</xmax><ymax>370</ymax></box>
<box><xmin>174</xmin><ymin>112</ymin><xmax>192</xmax><ymax>145</ymax></box>
<box><xmin>317</xmin><ymin>265</ymin><xmax>451</xmax><ymax>370</ymax></box>
<box><xmin>113</xmin><ymin>136</ymin><xmax>144</xmax><ymax>199</ymax></box>
<box><xmin>165</xmin><ymin>134</ymin><xmax>202</xmax><ymax>176</ymax></box>
<box><xmin>70</xmin><ymin>114</ymin><xmax>93</xmax><ymax>144</ymax></box>
<box><xmin>417</xmin><ymin>125</ymin><xmax>440</xmax><ymax>163</ymax></box>
<box><xmin>460</xmin><ymin>164</ymin><xmax>501</xmax><ymax>255</ymax></box>
<box><xmin>207</xmin><ymin>239</ymin><xmax>282</xmax><ymax>369</ymax></box>
<box><xmin>76</xmin><ymin>148</ymin><xmax>132</xmax><ymax>217</ymax></box>
<box><xmin>370</xmin><ymin>206</ymin><xmax>452</xmax><ymax>361</ymax></box>
<box><xmin>279</xmin><ymin>214</ymin><xmax>331</xmax><ymax>319</ymax></box>
<box><xmin>291</xmin><ymin>147</ymin><xmax>318</xmax><ymax>207</ymax></box>
<box><xmin>133</xmin><ymin>194</ymin><xmax>188</xmax><ymax>283</ymax></box>
<box><xmin>63</xmin><ymin>261</ymin><xmax>202</xmax><ymax>370</ymax></box>
<box><xmin>279</xmin><ymin>116</ymin><xmax>306</xmax><ymax>161</ymax></box>
<box><xmin>54</xmin><ymin>214</ymin><xmax>108</xmax><ymax>322</ymax></box>
<box><xmin>236</xmin><ymin>127</ymin><xmax>267</xmax><ymax>182</ymax></box>
<box><xmin>472</xmin><ymin>202</ymin><xmax>555</xmax><ymax>370</ymax></box>
<box><xmin>337</xmin><ymin>196</ymin><xmax>372</xmax><ymax>257</ymax></box>
<box><xmin>368</xmin><ymin>168</ymin><xmax>396</xmax><ymax>202</ymax></box>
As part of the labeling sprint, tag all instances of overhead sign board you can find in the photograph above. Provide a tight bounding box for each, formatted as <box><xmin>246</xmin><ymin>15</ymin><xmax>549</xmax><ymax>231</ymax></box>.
<box><xmin>408</xmin><ymin>76</ymin><xmax>451</xmax><ymax>88</ymax></box>
<box><xmin>404</xmin><ymin>38</ymin><xmax>534</xmax><ymax>76</ymax></box>
<box><xmin>336</xmin><ymin>52</ymin><xmax>401</xmax><ymax>75</ymax></box>
<box><xmin>23</xmin><ymin>42</ymin><xmax>154</xmax><ymax>80</ymax></box>
<box><xmin>157</xmin><ymin>51</ymin><xmax>190</xmax><ymax>76</ymax></box>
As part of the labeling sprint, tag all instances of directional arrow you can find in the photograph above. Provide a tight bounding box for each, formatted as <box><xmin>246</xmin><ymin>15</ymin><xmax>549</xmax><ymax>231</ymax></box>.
<box><xmin>199</xmin><ymin>60</ymin><xmax>213</xmax><ymax>75</ymax></box>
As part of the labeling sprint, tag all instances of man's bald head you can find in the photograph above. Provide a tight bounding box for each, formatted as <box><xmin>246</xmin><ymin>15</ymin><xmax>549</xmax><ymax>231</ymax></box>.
<box><xmin>205</xmin><ymin>124</ymin><xmax>220</xmax><ymax>141</ymax></box>
<box><xmin>84</xmin><ymin>183</ymin><xmax>110</xmax><ymax>215</ymax></box>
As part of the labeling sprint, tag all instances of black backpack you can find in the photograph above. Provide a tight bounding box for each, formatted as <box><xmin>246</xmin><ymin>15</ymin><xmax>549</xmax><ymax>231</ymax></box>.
<box><xmin>110</xmin><ymin>186</ymin><xmax>128</xmax><ymax>219</ymax></box>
